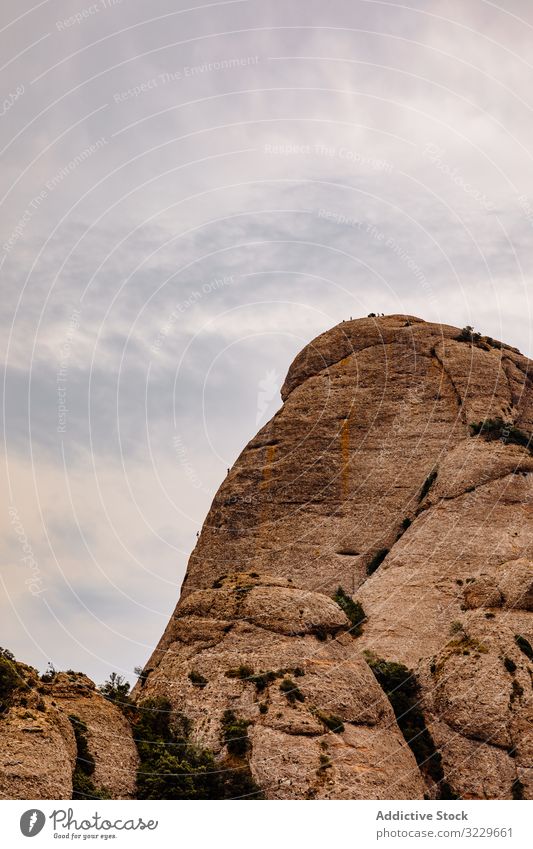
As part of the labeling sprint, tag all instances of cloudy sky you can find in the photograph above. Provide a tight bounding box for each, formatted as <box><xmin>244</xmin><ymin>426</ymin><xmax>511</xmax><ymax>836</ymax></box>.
<box><xmin>1</xmin><ymin>0</ymin><xmax>533</xmax><ymax>684</ymax></box>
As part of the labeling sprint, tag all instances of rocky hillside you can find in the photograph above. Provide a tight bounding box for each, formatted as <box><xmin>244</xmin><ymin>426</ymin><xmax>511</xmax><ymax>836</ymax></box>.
<box><xmin>2</xmin><ymin>315</ymin><xmax>532</xmax><ymax>799</ymax></box>
<box><xmin>137</xmin><ymin>315</ymin><xmax>533</xmax><ymax>799</ymax></box>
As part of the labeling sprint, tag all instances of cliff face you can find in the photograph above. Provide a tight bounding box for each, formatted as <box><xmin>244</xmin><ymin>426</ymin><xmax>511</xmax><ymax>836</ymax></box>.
<box><xmin>0</xmin><ymin>661</ymin><xmax>138</xmax><ymax>800</ymax></box>
<box><xmin>139</xmin><ymin>315</ymin><xmax>533</xmax><ymax>800</ymax></box>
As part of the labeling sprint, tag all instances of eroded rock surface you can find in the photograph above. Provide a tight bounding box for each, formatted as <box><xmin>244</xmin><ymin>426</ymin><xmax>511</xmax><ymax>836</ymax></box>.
<box><xmin>140</xmin><ymin>315</ymin><xmax>533</xmax><ymax>799</ymax></box>
<box><xmin>3</xmin><ymin>315</ymin><xmax>532</xmax><ymax>799</ymax></box>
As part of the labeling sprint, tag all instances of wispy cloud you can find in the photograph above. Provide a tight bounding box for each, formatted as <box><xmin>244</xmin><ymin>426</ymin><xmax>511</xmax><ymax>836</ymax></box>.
<box><xmin>2</xmin><ymin>0</ymin><xmax>532</xmax><ymax>683</ymax></box>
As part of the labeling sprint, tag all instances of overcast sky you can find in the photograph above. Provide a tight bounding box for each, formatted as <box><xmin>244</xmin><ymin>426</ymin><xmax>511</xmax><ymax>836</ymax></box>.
<box><xmin>1</xmin><ymin>0</ymin><xmax>533</xmax><ymax>685</ymax></box>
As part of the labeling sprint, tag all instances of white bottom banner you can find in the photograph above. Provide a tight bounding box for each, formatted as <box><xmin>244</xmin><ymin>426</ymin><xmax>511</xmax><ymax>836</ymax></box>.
<box><xmin>2</xmin><ymin>799</ymin><xmax>532</xmax><ymax>848</ymax></box>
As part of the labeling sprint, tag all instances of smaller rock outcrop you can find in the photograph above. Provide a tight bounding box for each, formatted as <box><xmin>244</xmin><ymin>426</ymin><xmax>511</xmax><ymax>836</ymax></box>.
<box><xmin>0</xmin><ymin>652</ymin><xmax>138</xmax><ymax>799</ymax></box>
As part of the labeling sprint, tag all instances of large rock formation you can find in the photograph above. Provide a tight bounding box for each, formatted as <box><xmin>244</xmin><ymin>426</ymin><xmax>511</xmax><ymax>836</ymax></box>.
<box><xmin>138</xmin><ymin>315</ymin><xmax>533</xmax><ymax>799</ymax></box>
<box><xmin>1</xmin><ymin>314</ymin><xmax>532</xmax><ymax>799</ymax></box>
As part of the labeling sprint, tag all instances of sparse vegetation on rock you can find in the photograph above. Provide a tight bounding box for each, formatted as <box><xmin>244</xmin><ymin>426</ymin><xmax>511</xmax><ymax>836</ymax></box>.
<box><xmin>419</xmin><ymin>469</ymin><xmax>438</xmax><ymax>502</ymax></box>
<box><xmin>225</xmin><ymin>664</ymin><xmax>255</xmax><ymax>681</ymax></box>
<box><xmin>0</xmin><ymin>651</ymin><xmax>21</xmax><ymax>713</ymax></box>
<box><xmin>99</xmin><ymin>672</ymin><xmax>131</xmax><ymax>708</ymax></box>
<box><xmin>250</xmin><ymin>670</ymin><xmax>278</xmax><ymax>691</ymax></box>
<box><xmin>40</xmin><ymin>662</ymin><xmax>56</xmax><ymax>684</ymax></box>
<box><xmin>4</xmin><ymin>315</ymin><xmax>533</xmax><ymax>801</ymax></box>
<box><xmin>313</xmin><ymin>710</ymin><xmax>345</xmax><ymax>733</ymax></box>
<box><xmin>188</xmin><ymin>671</ymin><xmax>208</xmax><ymax>689</ymax></box>
<box><xmin>455</xmin><ymin>326</ymin><xmax>482</xmax><ymax>344</ymax></box>
<box><xmin>470</xmin><ymin>419</ymin><xmax>532</xmax><ymax>452</ymax></box>
<box><xmin>332</xmin><ymin>587</ymin><xmax>366</xmax><ymax>636</ymax></box>
<box><xmin>503</xmin><ymin>657</ymin><xmax>517</xmax><ymax>674</ymax></box>
<box><xmin>364</xmin><ymin>652</ymin><xmax>457</xmax><ymax>798</ymax></box>
<box><xmin>455</xmin><ymin>326</ymin><xmax>507</xmax><ymax>351</ymax></box>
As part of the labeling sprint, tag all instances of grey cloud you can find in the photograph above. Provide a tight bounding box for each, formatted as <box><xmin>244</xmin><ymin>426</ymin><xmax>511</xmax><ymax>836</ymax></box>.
<box><xmin>2</xmin><ymin>0</ymin><xmax>533</xmax><ymax>684</ymax></box>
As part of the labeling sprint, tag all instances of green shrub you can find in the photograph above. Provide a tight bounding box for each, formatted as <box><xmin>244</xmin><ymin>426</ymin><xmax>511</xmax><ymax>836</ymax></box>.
<box><xmin>134</xmin><ymin>665</ymin><xmax>148</xmax><ymax>686</ymax></box>
<box><xmin>69</xmin><ymin>715</ymin><xmax>95</xmax><ymax>774</ymax></box>
<box><xmin>503</xmin><ymin>657</ymin><xmax>517</xmax><ymax>674</ymax></box>
<box><xmin>279</xmin><ymin>678</ymin><xmax>304</xmax><ymax>704</ymax></box>
<box><xmin>40</xmin><ymin>662</ymin><xmax>56</xmax><ymax>684</ymax></box>
<box><xmin>470</xmin><ymin>419</ymin><xmax>532</xmax><ymax>452</ymax></box>
<box><xmin>214</xmin><ymin>762</ymin><xmax>263</xmax><ymax>799</ymax></box>
<box><xmin>258</xmin><ymin>703</ymin><xmax>268</xmax><ymax>715</ymax></box>
<box><xmin>225</xmin><ymin>665</ymin><xmax>255</xmax><ymax>681</ymax></box>
<box><xmin>188</xmin><ymin>671</ymin><xmax>208</xmax><ymax>689</ymax></box>
<box><xmin>134</xmin><ymin>699</ymin><xmax>187</xmax><ymax>760</ymax></box>
<box><xmin>249</xmin><ymin>670</ymin><xmax>277</xmax><ymax>692</ymax></box>
<box><xmin>99</xmin><ymin>672</ymin><xmax>131</xmax><ymax>711</ymax></box>
<box><xmin>514</xmin><ymin>634</ymin><xmax>533</xmax><ymax>661</ymax></box>
<box><xmin>364</xmin><ymin>653</ymin><xmax>457</xmax><ymax>798</ymax></box>
<box><xmin>367</xmin><ymin>548</ymin><xmax>389</xmax><ymax>575</ymax></box>
<box><xmin>332</xmin><ymin>587</ymin><xmax>366</xmax><ymax>637</ymax></box>
<box><xmin>419</xmin><ymin>469</ymin><xmax>438</xmax><ymax>502</ymax></box>
<box><xmin>311</xmin><ymin>625</ymin><xmax>329</xmax><ymax>640</ymax></box>
<box><xmin>0</xmin><ymin>647</ymin><xmax>15</xmax><ymax>661</ymax></box>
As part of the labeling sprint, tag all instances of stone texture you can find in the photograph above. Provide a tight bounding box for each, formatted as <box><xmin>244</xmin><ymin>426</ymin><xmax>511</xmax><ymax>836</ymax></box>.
<box><xmin>0</xmin><ymin>664</ymin><xmax>138</xmax><ymax>799</ymax></box>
